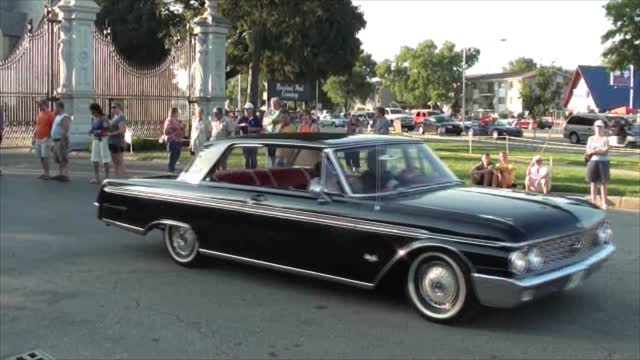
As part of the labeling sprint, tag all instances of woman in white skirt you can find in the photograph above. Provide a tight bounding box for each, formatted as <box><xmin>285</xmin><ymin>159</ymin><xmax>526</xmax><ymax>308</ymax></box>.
<box><xmin>189</xmin><ymin>106</ymin><xmax>211</xmax><ymax>155</ymax></box>
<box><xmin>89</xmin><ymin>103</ymin><xmax>111</xmax><ymax>184</ymax></box>
<box><xmin>586</xmin><ymin>120</ymin><xmax>610</xmax><ymax>209</ymax></box>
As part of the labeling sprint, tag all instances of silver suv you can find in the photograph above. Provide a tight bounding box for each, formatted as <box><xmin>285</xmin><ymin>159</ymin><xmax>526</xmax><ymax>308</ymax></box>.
<box><xmin>562</xmin><ymin>114</ymin><xmax>611</xmax><ymax>144</ymax></box>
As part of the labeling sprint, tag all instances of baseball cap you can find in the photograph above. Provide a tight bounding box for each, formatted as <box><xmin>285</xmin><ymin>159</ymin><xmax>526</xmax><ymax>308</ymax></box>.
<box><xmin>243</xmin><ymin>102</ymin><xmax>254</xmax><ymax>110</ymax></box>
<box><xmin>593</xmin><ymin>120</ymin><xmax>605</xmax><ymax>128</ymax></box>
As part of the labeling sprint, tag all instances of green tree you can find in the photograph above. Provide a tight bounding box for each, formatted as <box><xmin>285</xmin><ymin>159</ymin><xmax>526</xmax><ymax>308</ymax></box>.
<box><xmin>520</xmin><ymin>67</ymin><xmax>563</xmax><ymax>117</ymax></box>
<box><xmin>601</xmin><ymin>0</ymin><xmax>640</xmax><ymax>69</ymax></box>
<box><xmin>95</xmin><ymin>0</ymin><xmax>205</xmax><ymax>66</ymax></box>
<box><xmin>323</xmin><ymin>52</ymin><xmax>377</xmax><ymax>111</ymax></box>
<box><xmin>503</xmin><ymin>57</ymin><xmax>537</xmax><ymax>73</ymax></box>
<box><xmin>218</xmin><ymin>0</ymin><xmax>366</xmax><ymax>107</ymax></box>
<box><xmin>375</xmin><ymin>41</ymin><xmax>479</xmax><ymax>108</ymax></box>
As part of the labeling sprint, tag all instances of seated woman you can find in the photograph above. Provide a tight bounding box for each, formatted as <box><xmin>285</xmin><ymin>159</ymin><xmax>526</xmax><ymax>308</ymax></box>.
<box><xmin>470</xmin><ymin>153</ymin><xmax>494</xmax><ymax>186</ymax></box>
<box><xmin>525</xmin><ymin>155</ymin><xmax>551</xmax><ymax>194</ymax></box>
<box><xmin>492</xmin><ymin>151</ymin><xmax>515</xmax><ymax>188</ymax></box>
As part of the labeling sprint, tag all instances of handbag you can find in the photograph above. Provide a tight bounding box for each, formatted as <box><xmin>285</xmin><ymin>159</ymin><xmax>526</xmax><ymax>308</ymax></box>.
<box><xmin>584</xmin><ymin>154</ymin><xmax>592</xmax><ymax>165</ymax></box>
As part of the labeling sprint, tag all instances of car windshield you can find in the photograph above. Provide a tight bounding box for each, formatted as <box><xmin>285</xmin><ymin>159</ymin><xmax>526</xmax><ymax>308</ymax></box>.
<box><xmin>331</xmin><ymin>114</ymin><xmax>343</xmax><ymax>119</ymax></box>
<box><xmin>334</xmin><ymin>142</ymin><xmax>459</xmax><ymax>195</ymax></box>
<box><xmin>431</xmin><ymin>116</ymin><xmax>451</xmax><ymax>123</ymax></box>
<box><xmin>494</xmin><ymin>120</ymin><xmax>511</xmax><ymax>126</ymax></box>
<box><xmin>388</xmin><ymin>109</ymin><xmax>402</xmax><ymax>114</ymax></box>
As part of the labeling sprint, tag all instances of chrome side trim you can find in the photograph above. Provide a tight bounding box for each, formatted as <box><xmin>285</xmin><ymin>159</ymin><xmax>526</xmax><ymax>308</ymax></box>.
<box><xmin>198</xmin><ymin>249</ymin><xmax>374</xmax><ymax>289</ymax></box>
<box><xmin>144</xmin><ymin>219</ymin><xmax>193</xmax><ymax>234</ymax></box>
<box><xmin>372</xmin><ymin>240</ymin><xmax>476</xmax><ymax>285</ymax></box>
<box><xmin>103</xmin><ymin>186</ymin><xmax>507</xmax><ymax>247</ymax></box>
<box><xmin>93</xmin><ymin>202</ymin><xmax>99</xmax><ymax>207</ymax></box>
<box><xmin>103</xmin><ymin>218</ymin><xmax>145</xmax><ymax>235</ymax></box>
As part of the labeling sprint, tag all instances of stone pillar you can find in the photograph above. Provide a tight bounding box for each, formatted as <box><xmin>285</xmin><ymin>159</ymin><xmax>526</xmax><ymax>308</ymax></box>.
<box><xmin>192</xmin><ymin>0</ymin><xmax>231</xmax><ymax>120</ymax></box>
<box><xmin>55</xmin><ymin>0</ymin><xmax>99</xmax><ymax>150</ymax></box>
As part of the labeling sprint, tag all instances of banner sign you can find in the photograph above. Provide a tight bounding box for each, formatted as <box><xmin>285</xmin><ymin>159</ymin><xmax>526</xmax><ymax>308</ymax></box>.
<box><xmin>267</xmin><ymin>80</ymin><xmax>312</xmax><ymax>102</ymax></box>
<box><xmin>610</xmin><ymin>67</ymin><xmax>632</xmax><ymax>87</ymax></box>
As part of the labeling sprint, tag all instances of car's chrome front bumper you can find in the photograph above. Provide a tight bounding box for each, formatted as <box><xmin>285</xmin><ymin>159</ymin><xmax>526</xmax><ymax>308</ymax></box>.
<box><xmin>471</xmin><ymin>243</ymin><xmax>615</xmax><ymax>308</ymax></box>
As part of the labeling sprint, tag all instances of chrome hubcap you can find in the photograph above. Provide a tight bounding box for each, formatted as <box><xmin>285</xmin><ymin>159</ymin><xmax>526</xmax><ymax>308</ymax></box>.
<box><xmin>171</xmin><ymin>227</ymin><xmax>196</xmax><ymax>257</ymax></box>
<box><xmin>419</xmin><ymin>263</ymin><xmax>458</xmax><ymax>309</ymax></box>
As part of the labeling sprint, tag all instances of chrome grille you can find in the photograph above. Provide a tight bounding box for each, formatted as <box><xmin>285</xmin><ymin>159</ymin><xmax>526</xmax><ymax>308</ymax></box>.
<box><xmin>535</xmin><ymin>229</ymin><xmax>599</xmax><ymax>270</ymax></box>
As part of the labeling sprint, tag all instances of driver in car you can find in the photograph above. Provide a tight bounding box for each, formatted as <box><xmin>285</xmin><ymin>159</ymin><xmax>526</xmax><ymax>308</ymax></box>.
<box><xmin>361</xmin><ymin>149</ymin><xmax>398</xmax><ymax>193</ymax></box>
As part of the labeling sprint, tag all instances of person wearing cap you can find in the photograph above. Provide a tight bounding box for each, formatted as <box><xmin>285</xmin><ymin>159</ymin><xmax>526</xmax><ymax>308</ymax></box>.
<box><xmin>237</xmin><ymin>102</ymin><xmax>263</xmax><ymax>169</ymax></box>
<box><xmin>525</xmin><ymin>155</ymin><xmax>550</xmax><ymax>194</ymax></box>
<box><xmin>33</xmin><ymin>100</ymin><xmax>55</xmax><ymax>179</ymax></box>
<box><xmin>585</xmin><ymin>119</ymin><xmax>610</xmax><ymax>209</ymax></box>
<box><xmin>189</xmin><ymin>105</ymin><xmax>211</xmax><ymax>156</ymax></box>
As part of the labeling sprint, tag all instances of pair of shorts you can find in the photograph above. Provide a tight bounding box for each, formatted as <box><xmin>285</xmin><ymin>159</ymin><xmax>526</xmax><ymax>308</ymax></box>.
<box><xmin>34</xmin><ymin>138</ymin><xmax>50</xmax><ymax>158</ymax></box>
<box><xmin>586</xmin><ymin>160</ymin><xmax>610</xmax><ymax>183</ymax></box>
<box><xmin>109</xmin><ymin>143</ymin><xmax>125</xmax><ymax>154</ymax></box>
<box><xmin>52</xmin><ymin>138</ymin><xmax>69</xmax><ymax>164</ymax></box>
<box><xmin>91</xmin><ymin>138</ymin><xmax>112</xmax><ymax>163</ymax></box>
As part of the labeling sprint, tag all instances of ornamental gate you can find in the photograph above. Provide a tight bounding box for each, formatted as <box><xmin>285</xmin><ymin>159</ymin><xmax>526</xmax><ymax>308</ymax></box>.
<box><xmin>0</xmin><ymin>17</ymin><xmax>59</xmax><ymax>148</ymax></box>
<box><xmin>92</xmin><ymin>31</ymin><xmax>195</xmax><ymax>139</ymax></box>
<box><xmin>1</xmin><ymin>0</ymin><xmax>227</xmax><ymax>149</ymax></box>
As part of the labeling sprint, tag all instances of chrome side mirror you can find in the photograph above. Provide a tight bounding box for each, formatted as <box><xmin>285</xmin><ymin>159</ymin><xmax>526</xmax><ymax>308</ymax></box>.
<box><xmin>309</xmin><ymin>182</ymin><xmax>331</xmax><ymax>205</ymax></box>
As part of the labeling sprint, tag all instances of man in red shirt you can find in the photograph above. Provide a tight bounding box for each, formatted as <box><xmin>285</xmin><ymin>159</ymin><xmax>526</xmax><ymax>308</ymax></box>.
<box><xmin>34</xmin><ymin>100</ymin><xmax>55</xmax><ymax>179</ymax></box>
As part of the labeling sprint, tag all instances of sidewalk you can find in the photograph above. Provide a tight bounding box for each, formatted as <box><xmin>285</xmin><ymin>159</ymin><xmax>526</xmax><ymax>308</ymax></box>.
<box><xmin>1</xmin><ymin>148</ymin><xmax>638</xmax><ymax>211</ymax></box>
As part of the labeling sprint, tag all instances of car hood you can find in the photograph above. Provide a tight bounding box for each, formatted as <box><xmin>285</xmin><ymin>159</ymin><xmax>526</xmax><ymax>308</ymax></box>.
<box><xmin>382</xmin><ymin>186</ymin><xmax>604</xmax><ymax>244</ymax></box>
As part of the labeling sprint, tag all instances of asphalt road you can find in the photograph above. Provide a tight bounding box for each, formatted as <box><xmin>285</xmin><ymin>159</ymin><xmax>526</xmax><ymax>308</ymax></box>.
<box><xmin>1</xmin><ymin>169</ymin><xmax>639</xmax><ymax>359</ymax></box>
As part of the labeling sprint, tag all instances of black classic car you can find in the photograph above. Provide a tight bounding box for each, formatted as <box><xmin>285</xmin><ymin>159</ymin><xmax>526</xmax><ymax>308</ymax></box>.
<box><xmin>417</xmin><ymin>115</ymin><xmax>464</xmax><ymax>136</ymax></box>
<box><xmin>96</xmin><ymin>134</ymin><xmax>614</xmax><ymax>323</ymax></box>
<box><xmin>469</xmin><ymin>119</ymin><xmax>524</xmax><ymax>138</ymax></box>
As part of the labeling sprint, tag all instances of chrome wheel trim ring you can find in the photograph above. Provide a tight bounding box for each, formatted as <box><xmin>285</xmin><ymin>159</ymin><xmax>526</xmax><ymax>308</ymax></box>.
<box><xmin>165</xmin><ymin>225</ymin><xmax>199</xmax><ymax>263</ymax></box>
<box><xmin>408</xmin><ymin>252</ymin><xmax>467</xmax><ymax>320</ymax></box>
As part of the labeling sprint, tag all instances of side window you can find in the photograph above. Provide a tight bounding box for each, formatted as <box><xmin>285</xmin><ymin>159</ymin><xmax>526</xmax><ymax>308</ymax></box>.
<box><xmin>205</xmin><ymin>145</ymin><xmax>323</xmax><ymax>192</ymax></box>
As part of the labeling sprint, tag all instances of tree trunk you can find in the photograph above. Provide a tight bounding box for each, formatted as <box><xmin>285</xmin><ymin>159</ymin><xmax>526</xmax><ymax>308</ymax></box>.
<box><xmin>344</xmin><ymin>98</ymin><xmax>349</xmax><ymax>112</ymax></box>
<box><xmin>246</xmin><ymin>29</ymin><xmax>263</xmax><ymax>108</ymax></box>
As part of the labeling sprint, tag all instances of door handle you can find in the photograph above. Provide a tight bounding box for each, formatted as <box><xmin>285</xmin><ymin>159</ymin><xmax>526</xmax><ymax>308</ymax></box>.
<box><xmin>247</xmin><ymin>194</ymin><xmax>267</xmax><ymax>204</ymax></box>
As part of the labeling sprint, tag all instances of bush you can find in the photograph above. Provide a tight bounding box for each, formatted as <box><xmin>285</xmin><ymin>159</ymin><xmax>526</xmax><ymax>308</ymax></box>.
<box><xmin>131</xmin><ymin>138</ymin><xmax>165</xmax><ymax>152</ymax></box>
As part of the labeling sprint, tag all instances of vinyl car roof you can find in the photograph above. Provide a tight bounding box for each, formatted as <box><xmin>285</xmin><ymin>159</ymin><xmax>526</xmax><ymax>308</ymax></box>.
<box><xmin>206</xmin><ymin>133</ymin><xmax>421</xmax><ymax>149</ymax></box>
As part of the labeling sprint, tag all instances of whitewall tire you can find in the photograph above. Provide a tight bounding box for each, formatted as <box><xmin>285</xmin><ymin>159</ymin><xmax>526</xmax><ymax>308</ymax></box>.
<box><xmin>164</xmin><ymin>224</ymin><xmax>202</xmax><ymax>266</ymax></box>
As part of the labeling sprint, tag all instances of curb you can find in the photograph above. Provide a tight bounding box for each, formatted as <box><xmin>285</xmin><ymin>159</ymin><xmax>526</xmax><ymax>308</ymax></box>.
<box><xmin>552</xmin><ymin>193</ymin><xmax>639</xmax><ymax>211</ymax></box>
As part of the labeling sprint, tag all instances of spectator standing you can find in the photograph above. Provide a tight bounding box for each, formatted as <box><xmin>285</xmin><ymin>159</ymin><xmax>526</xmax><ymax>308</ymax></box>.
<box><xmin>492</xmin><ymin>151</ymin><xmax>515</xmax><ymax>188</ymax></box>
<box><xmin>108</xmin><ymin>103</ymin><xmax>127</xmax><ymax>177</ymax></box>
<box><xmin>345</xmin><ymin>114</ymin><xmax>361</xmax><ymax>172</ymax></box>
<box><xmin>298</xmin><ymin>111</ymin><xmax>320</xmax><ymax>133</ymax></box>
<box><xmin>211</xmin><ymin>107</ymin><xmax>235</xmax><ymax>141</ymax></box>
<box><xmin>0</xmin><ymin>103</ymin><xmax>4</xmax><ymax>176</ymax></box>
<box><xmin>264</xmin><ymin>97</ymin><xmax>282</xmax><ymax>133</ymax></box>
<box><xmin>88</xmin><ymin>103</ymin><xmax>111</xmax><ymax>184</ymax></box>
<box><xmin>189</xmin><ymin>106</ymin><xmax>211</xmax><ymax>155</ymax></box>
<box><xmin>525</xmin><ymin>155</ymin><xmax>551</xmax><ymax>194</ymax></box>
<box><xmin>34</xmin><ymin>100</ymin><xmax>55</xmax><ymax>179</ymax></box>
<box><xmin>276</xmin><ymin>109</ymin><xmax>297</xmax><ymax>166</ymax></box>
<box><xmin>237</xmin><ymin>102</ymin><xmax>262</xmax><ymax>169</ymax></box>
<box><xmin>50</xmin><ymin>101</ymin><xmax>72</xmax><ymax>182</ymax></box>
<box><xmin>162</xmin><ymin>107</ymin><xmax>185</xmax><ymax>173</ymax></box>
<box><xmin>373</xmin><ymin>107</ymin><xmax>390</xmax><ymax>135</ymax></box>
<box><xmin>470</xmin><ymin>153</ymin><xmax>494</xmax><ymax>186</ymax></box>
<box><xmin>586</xmin><ymin>120</ymin><xmax>610</xmax><ymax>209</ymax></box>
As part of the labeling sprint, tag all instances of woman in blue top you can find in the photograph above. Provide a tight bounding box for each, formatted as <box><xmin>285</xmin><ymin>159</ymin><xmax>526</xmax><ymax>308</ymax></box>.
<box><xmin>88</xmin><ymin>103</ymin><xmax>111</xmax><ymax>184</ymax></box>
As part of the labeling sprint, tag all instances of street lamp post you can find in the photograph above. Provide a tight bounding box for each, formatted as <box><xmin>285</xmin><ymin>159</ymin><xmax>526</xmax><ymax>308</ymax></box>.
<box><xmin>462</xmin><ymin>48</ymin><xmax>466</xmax><ymax>122</ymax></box>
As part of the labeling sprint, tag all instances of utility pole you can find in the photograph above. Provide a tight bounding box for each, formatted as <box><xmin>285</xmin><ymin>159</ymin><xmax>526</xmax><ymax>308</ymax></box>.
<box><xmin>461</xmin><ymin>48</ymin><xmax>466</xmax><ymax>122</ymax></box>
<box><xmin>630</xmin><ymin>65</ymin><xmax>635</xmax><ymax>109</ymax></box>
<box><xmin>237</xmin><ymin>73</ymin><xmax>242</xmax><ymax>108</ymax></box>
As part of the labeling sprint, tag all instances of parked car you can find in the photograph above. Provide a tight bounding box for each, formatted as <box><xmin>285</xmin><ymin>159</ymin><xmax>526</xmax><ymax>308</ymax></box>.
<box><xmin>97</xmin><ymin>133</ymin><xmax>615</xmax><ymax>323</ymax></box>
<box><xmin>511</xmin><ymin>118</ymin><xmax>537</xmax><ymax>129</ymax></box>
<box><xmin>319</xmin><ymin>113</ymin><xmax>347</xmax><ymax>127</ymax></box>
<box><xmin>394</xmin><ymin>114</ymin><xmax>415</xmax><ymax>130</ymax></box>
<box><xmin>418</xmin><ymin>115</ymin><xmax>463</xmax><ymax>136</ymax></box>
<box><xmin>469</xmin><ymin>119</ymin><xmax>524</xmax><ymax>138</ymax></box>
<box><xmin>385</xmin><ymin>108</ymin><xmax>413</xmax><ymax>129</ymax></box>
<box><xmin>562</xmin><ymin>114</ymin><xmax>631</xmax><ymax>144</ymax></box>
<box><xmin>412</xmin><ymin>109</ymin><xmax>442</xmax><ymax>126</ymax></box>
<box><xmin>625</xmin><ymin>122</ymin><xmax>640</xmax><ymax>148</ymax></box>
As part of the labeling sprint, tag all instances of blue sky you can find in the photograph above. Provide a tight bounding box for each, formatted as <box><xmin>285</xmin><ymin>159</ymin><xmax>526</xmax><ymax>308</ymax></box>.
<box><xmin>354</xmin><ymin>0</ymin><xmax>611</xmax><ymax>74</ymax></box>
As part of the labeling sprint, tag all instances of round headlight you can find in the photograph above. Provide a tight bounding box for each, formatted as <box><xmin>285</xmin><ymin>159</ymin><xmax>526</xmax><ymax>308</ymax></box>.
<box><xmin>509</xmin><ymin>250</ymin><xmax>528</xmax><ymax>274</ymax></box>
<box><xmin>527</xmin><ymin>248</ymin><xmax>545</xmax><ymax>271</ymax></box>
<box><xmin>597</xmin><ymin>222</ymin><xmax>613</xmax><ymax>244</ymax></box>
